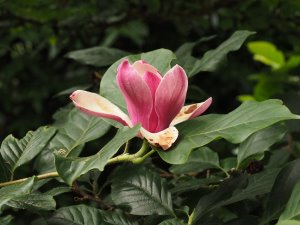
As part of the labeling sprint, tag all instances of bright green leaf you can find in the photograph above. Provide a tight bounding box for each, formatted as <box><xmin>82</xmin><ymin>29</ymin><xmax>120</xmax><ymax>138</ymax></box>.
<box><xmin>248</xmin><ymin>41</ymin><xmax>285</xmax><ymax>69</ymax></box>
<box><xmin>158</xmin><ymin>100</ymin><xmax>300</xmax><ymax>164</ymax></box>
<box><xmin>0</xmin><ymin>126</ymin><xmax>56</xmax><ymax>179</ymax></box>
<box><xmin>55</xmin><ymin>125</ymin><xmax>140</xmax><ymax>185</ymax></box>
<box><xmin>111</xmin><ymin>165</ymin><xmax>174</xmax><ymax>216</ymax></box>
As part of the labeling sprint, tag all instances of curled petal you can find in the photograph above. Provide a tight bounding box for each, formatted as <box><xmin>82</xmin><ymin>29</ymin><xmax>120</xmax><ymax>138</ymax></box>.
<box><xmin>140</xmin><ymin>126</ymin><xmax>179</xmax><ymax>151</ymax></box>
<box><xmin>117</xmin><ymin>60</ymin><xmax>153</xmax><ymax>129</ymax></box>
<box><xmin>155</xmin><ymin>65</ymin><xmax>188</xmax><ymax>131</ymax></box>
<box><xmin>132</xmin><ymin>60</ymin><xmax>161</xmax><ymax>78</ymax></box>
<box><xmin>171</xmin><ymin>97</ymin><xmax>212</xmax><ymax>126</ymax></box>
<box><xmin>70</xmin><ymin>90</ymin><xmax>132</xmax><ymax>126</ymax></box>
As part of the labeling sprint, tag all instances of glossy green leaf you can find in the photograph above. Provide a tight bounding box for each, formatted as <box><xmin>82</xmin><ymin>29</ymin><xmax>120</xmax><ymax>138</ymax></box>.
<box><xmin>66</xmin><ymin>46</ymin><xmax>130</xmax><ymax>67</ymax></box>
<box><xmin>158</xmin><ymin>100</ymin><xmax>300</xmax><ymax>164</ymax></box>
<box><xmin>177</xmin><ymin>30</ymin><xmax>255</xmax><ymax>77</ymax></box>
<box><xmin>0</xmin><ymin>126</ymin><xmax>56</xmax><ymax>179</ymax></box>
<box><xmin>0</xmin><ymin>177</ymin><xmax>34</xmax><ymax>212</ymax></box>
<box><xmin>169</xmin><ymin>147</ymin><xmax>221</xmax><ymax>174</ymax></box>
<box><xmin>55</xmin><ymin>125</ymin><xmax>140</xmax><ymax>185</ymax></box>
<box><xmin>237</xmin><ymin>124</ymin><xmax>287</xmax><ymax>168</ymax></box>
<box><xmin>45</xmin><ymin>186</ymin><xmax>71</xmax><ymax>196</ymax></box>
<box><xmin>261</xmin><ymin>158</ymin><xmax>300</xmax><ymax>224</ymax></box>
<box><xmin>35</xmin><ymin>106</ymin><xmax>110</xmax><ymax>173</ymax></box>
<box><xmin>158</xmin><ymin>218</ymin><xmax>187</xmax><ymax>225</ymax></box>
<box><xmin>247</xmin><ymin>41</ymin><xmax>285</xmax><ymax>69</ymax></box>
<box><xmin>278</xmin><ymin>180</ymin><xmax>300</xmax><ymax>223</ymax></box>
<box><xmin>101</xmin><ymin>210</ymin><xmax>139</xmax><ymax>225</ymax></box>
<box><xmin>48</xmin><ymin>205</ymin><xmax>109</xmax><ymax>225</ymax></box>
<box><xmin>111</xmin><ymin>166</ymin><xmax>174</xmax><ymax>216</ymax></box>
<box><xmin>6</xmin><ymin>193</ymin><xmax>56</xmax><ymax>211</ymax></box>
<box><xmin>100</xmin><ymin>48</ymin><xmax>176</xmax><ymax>111</ymax></box>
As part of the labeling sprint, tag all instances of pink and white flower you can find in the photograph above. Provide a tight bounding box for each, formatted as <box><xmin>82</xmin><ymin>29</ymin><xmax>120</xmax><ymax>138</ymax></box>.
<box><xmin>70</xmin><ymin>60</ymin><xmax>212</xmax><ymax>150</ymax></box>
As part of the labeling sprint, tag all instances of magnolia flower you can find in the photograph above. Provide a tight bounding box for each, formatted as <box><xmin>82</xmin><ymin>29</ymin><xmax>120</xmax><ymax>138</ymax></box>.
<box><xmin>70</xmin><ymin>60</ymin><xmax>212</xmax><ymax>150</ymax></box>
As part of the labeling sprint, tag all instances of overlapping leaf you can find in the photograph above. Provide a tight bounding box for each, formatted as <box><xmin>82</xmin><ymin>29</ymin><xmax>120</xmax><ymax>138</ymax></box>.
<box><xmin>55</xmin><ymin>125</ymin><xmax>140</xmax><ymax>185</ymax></box>
<box><xmin>159</xmin><ymin>100</ymin><xmax>300</xmax><ymax>164</ymax></box>
<box><xmin>0</xmin><ymin>126</ymin><xmax>56</xmax><ymax>179</ymax></box>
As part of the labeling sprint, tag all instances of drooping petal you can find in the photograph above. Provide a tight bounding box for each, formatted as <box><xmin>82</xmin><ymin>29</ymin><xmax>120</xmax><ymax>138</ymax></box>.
<box><xmin>140</xmin><ymin>126</ymin><xmax>179</xmax><ymax>150</ymax></box>
<box><xmin>170</xmin><ymin>97</ymin><xmax>212</xmax><ymax>126</ymax></box>
<box><xmin>154</xmin><ymin>65</ymin><xmax>188</xmax><ymax>132</ymax></box>
<box><xmin>70</xmin><ymin>90</ymin><xmax>132</xmax><ymax>126</ymax></box>
<box><xmin>117</xmin><ymin>60</ymin><xmax>153</xmax><ymax>130</ymax></box>
<box><xmin>132</xmin><ymin>60</ymin><xmax>161</xmax><ymax>78</ymax></box>
<box><xmin>143</xmin><ymin>71</ymin><xmax>161</xmax><ymax>132</ymax></box>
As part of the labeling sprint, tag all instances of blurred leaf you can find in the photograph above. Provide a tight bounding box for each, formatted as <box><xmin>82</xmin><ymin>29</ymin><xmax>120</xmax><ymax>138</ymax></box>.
<box><xmin>159</xmin><ymin>100</ymin><xmax>299</xmax><ymax>164</ymax></box>
<box><xmin>66</xmin><ymin>46</ymin><xmax>130</xmax><ymax>67</ymax></box>
<box><xmin>177</xmin><ymin>30</ymin><xmax>255</xmax><ymax>77</ymax></box>
<box><xmin>0</xmin><ymin>177</ymin><xmax>34</xmax><ymax>212</ymax></box>
<box><xmin>55</xmin><ymin>125</ymin><xmax>140</xmax><ymax>185</ymax></box>
<box><xmin>277</xmin><ymin>220</ymin><xmax>300</xmax><ymax>225</ymax></box>
<box><xmin>260</xmin><ymin>158</ymin><xmax>300</xmax><ymax>224</ymax></box>
<box><xmin>111</xmin><ymin>166</ymin><xmax>174</xmax><ymax>216</ymax></box>
<box><xmin>277</xmin><ymin>180</ymin><xmax>300</xmax><ymax>223</ymax></box>
<box><xmin>0</xmin><ymin>215</ymin><xmax>13</xmax><ymax>225</ymax></box>
<box><xmin>6</xmin><ymin>193</ymin><xmax>56</xmax><ymax>211</ymax></box>
<box><xmin>100</xmin><ymin>49</ymin><xmax>176</xmax><ymax>111</ymax></box>
<box><xmin>237</xmin><ymin>124</ymin><xmax>287</xmax><ymax>168</ymax></box>
<box><xmin>248</xmin><ymin>41</ymin><xmax>285</xmax><ymax>69</ymax></box>
<box><xmin>35</xmin><ymin>106</ymin><xmax>110</xmax><ymax>173</ymax></box>
<box><xmin>158</xmin><ymin>218</ymin><xmax>187</xmax><ymax>225</ymax></box>
<box><xmin>169</xmin><ymin>147</ymin><xmax>222</xmax><ymax>174</ymax></box>
<box><xmin>224</xmin><ymin>216</ymin><xmax>259</xmax><ymax>225</ymax></box>
<box><xmin>0</xmin><ymin>156</ymin><xmax>10</xmax><ymax>182</ymax></box>
<box><xmin>0</xmin><ymin>126</ymin><xmax>56</xmax><ymax>179</ymax></box>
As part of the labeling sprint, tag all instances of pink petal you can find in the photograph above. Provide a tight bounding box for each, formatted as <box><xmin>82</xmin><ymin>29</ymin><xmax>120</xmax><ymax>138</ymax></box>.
<box><xmin>171</xmin><ymin>97</ymin><xmax>212</xmax><ymax>126</ymax></box>
<box><xmin>154</xmin><ymin>65</ymin><xmax>188</xmax><ymax>131</ymax></box>
<box><xmin>117</xmin><ymin>60</ymin><xmax>153</xmax><ymax>130</ymax></box>
<box><xmin>132</xmin><ymin>60</ymin><xmax>162</xmax><ymax>78</ymax></box>
<box><xmin>70</xmin><ymin>90</ymin><xmax>132</xmax><ymax>126</ymax></box>
<box><xmin>140</xmin><ymin>126</ymin><xmax>179</xmax><ymax>150</ymax></box>
<box><xmin>143</xmin><ymin>71</ymin><xmax>161</xmax><ymax>132</ymax></box>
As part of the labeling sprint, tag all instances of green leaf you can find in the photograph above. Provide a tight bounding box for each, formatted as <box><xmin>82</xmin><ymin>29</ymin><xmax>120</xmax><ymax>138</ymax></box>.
<box><xmin>158</xmin><ymin>100</ymin><xmax>300</xmax><ymax>164</ymax></box>
<box><xmin>101</xmin><ymin>210</ymin><xmax>139</xmax><ymax>225</ymax></box>
<box><xmin>158</xmin><ymin>218</ymin><xmax>187</xmax><ymax>225</ymax></box>
<box><xmin>45</xmin><ymin>186</ymin><xmax>71</xmax><ymax>196</ymax></box>
<box><xmin>169</xmin><ymin>147</ymin><xmax>222</xmax><ymax>174</ymax></box>
<box><xmin>6</xmin><ymin>193</ymin><xmax>56</xmax><ymax>211</ymax></box>
<box><xmin>35</xmin><ymin>106</ymin><xmax>110</xmax><ymax>173</ymax></box>
<box><xmin>278</xmin><ymin>180</ymin><xmax>300</xmax><ymax>222</ymax></box>
<box><xmin>0</xmin><ymin>177</ymin><xmax>34</xmax><ymax>212</ymax></box>
<box><xmin>192</xmin><ymin>169</ymin><xmax>280</xmax><ymax>225</ymax></box>
<box><xmin>247</xmin><ymin>41</ymin><xmax>285</xmax><ymax>69</ymax></box>
<box><xmin>0</xmin><ymin>126</ymin><xmax>56</xmax><ymax>179</ymax></box>
<box><xmin>111</xmin><ymin>165</ymin><xmax>174</xmax><ymax>216</ymax></box>
<box><xmin>0</xmin><ymin>155</ymin><xmax>10</xmax><ymax>182</ymax></box>
<box><xmin>237</xmin><ymin>124</ymin><xmax>287</xmax><ymax>168</ymax></box>
<box><xmin>55</xmin><ymin>125</ymin><xmax>140</xmax><ymax>185</ymax></box>
<box><xmin>178</xmin><ymin>30</ymin><xmax>255</xmax><ymax>77</ymax></box>
<box><xmin>261</xmin><ymin>158</ymin><xmax>300</xmax><ymax>224</ymax></box>
<box><xmin>0</xmin><ymin>215</ymin><xmax>13</xmax><ymax>225</ymax></box>
<box><xmin>100</xmin><ymin>49</ymin><xmax>176</xmax><ymax>111</ymax></box>
<box><xmin>48</xmin><ymin>205</ymin><xmax>109</xmax><ymax>225</ymax></box>
<box><xmin>277</xmin><ymin>220</ymin><xmax>300</xmax><ymax>225</ymax></box>
<box><xmin>66</xmin><ymin>46</ymin><xmax>130</xmax><ymax>67</ymax></box>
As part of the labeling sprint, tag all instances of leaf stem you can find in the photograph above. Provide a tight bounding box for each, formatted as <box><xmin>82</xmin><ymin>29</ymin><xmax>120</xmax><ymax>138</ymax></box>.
<box><xmin>0</xmin><ymin>172</ymin><xmax>58</xmax><ymax>187</ymax></box>
<box><xmin>0</xmin><ymin>140</ymin><xmax>153</xmax><ymax>188</ymax></box>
